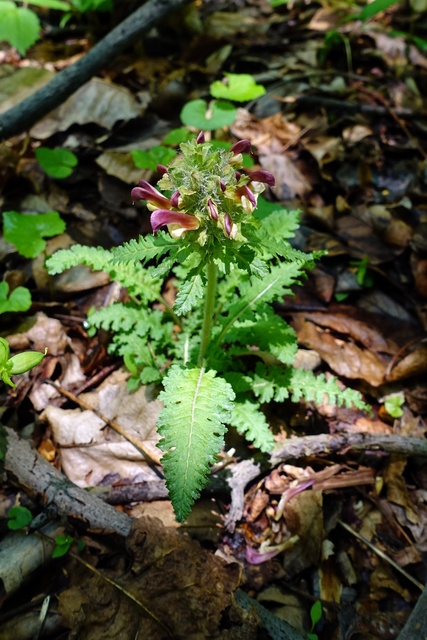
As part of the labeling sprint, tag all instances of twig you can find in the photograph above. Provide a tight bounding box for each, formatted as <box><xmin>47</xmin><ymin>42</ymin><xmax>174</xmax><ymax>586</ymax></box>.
<box><xmin>0</xmin><ymin>0</ymin><xmax>192</xmax><ymax>141</ymax></box>
<box><xmin>271</xmin><ymin>433</ymin><xmax>427</xmax><ymax>466</ymax></box>
<box><xmin>338</xmin><ymin>520</ymin><xmax>424</xmax><ymax>592</ymax></box>
<box><xmin>3</xmin><ymin>426</ymin><xmax>132</xmax><ymax>537</ymax></box>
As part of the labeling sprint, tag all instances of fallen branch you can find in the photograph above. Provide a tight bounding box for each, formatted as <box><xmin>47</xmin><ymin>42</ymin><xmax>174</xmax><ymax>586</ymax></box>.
<box><xmin>271</xmin><ymin>432</ymin><xmax>427</xmax><ymax>466</ymax></box>
<box><xmin>3</xmin><ymin>427</ymin><xmax>132</xmax><ymax>537</ymax></box>
<box><xmin>0</xmin><ymin>0</ymin><xmax>192</xmax><ymax>141</ymax></box>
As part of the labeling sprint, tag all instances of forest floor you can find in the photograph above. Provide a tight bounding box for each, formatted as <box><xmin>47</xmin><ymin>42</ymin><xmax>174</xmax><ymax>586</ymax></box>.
<box><xmin>1</xmin><ymin>0</ymin><xmax>427</xmax><ymax>638</ymax></box>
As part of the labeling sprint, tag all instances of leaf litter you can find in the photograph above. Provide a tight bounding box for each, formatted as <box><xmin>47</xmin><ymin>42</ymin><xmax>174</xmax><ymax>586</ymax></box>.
<box><xmin>1</xmin><ymin>0</ymin><xmax>427</xmax><ymax>638</ymax></box>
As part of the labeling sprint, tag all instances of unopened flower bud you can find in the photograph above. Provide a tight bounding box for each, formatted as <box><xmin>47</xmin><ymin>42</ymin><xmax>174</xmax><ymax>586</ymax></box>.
<box><xmin>230</xmin><ymin>139</ymin><xmax>252</xmax><ymax>155</ymax></box>
<box><xmin>170</xmin><ymin>190</ymin><xmax>181</xmax><ymax>208</ymax></box>
<box><xmin>219</xmin><ymin>179</ymin><xmax>226</xmax><ymax>193</ymax></box>
<box><xmin>196</xmin><ymin>131</ymin><xmax>205</xmax><ymax>144</ymax></box>
<box><xmin>157</xmin><ymin>164</ymin><xmax>168</xmax><ymax>176</ymax></box>
<box><xmin>207</xmin><ymin>199</ymin><xmax>218</xmax><ymax>221</ymax></box>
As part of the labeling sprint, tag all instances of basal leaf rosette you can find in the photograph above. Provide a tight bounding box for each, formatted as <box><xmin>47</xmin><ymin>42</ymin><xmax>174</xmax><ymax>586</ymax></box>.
<box><xmin>131</xmin><ymin>133</ymin><xmax>274</xmax><ymax>246</ymax></box>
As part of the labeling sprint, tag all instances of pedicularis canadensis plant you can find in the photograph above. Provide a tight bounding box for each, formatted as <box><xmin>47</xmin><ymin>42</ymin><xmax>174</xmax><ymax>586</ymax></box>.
<box><xmin>46</xmin><ymin>133</ymin><xmax>370</xmax><ymax>522</ymax></box>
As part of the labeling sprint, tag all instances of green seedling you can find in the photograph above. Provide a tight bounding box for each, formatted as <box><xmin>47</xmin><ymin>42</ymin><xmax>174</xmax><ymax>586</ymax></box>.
<box><xmin>180</xmin><ymin>99</ymin><xmax>237</xmax><ymax>131</ymax></box>
<box><xmin>52</xmin><ymin>534</ymin><xmax>74</xmax><ymax>558</ymax></box>
<box><xmin>350</xmin><ymin>256</ymin><xmax>373</xmax><ymax>288</ymax></box>
<box><xmin>2</xmin><ymin>211</ymin><xmax>66</xmax><ymax>259</ymax></box>
<box><xmin>7</xmin><ymin>505</ymin><xmax>33</xmax><ymax>530</ymax></box>
<box><xmin>132</xmin><ymin>146</ymin><xmax>177</xmax><ymax>172</ymax></box>
<box><xmin>35</xmin><ymin>147</ymin><xmax>78</xmax><ymax>179</ymax></box>
<box><xmin>307</xmin><ymin>600</ymin><xmax>322</xmax><ymax>640</ymax></box>
<box><xmin>0</xmin><ymin>281</ymin><xmax>32</xmax><ymax>314</ymax></box>
<box><xmin>210</xmin><ymin>73</ymin><xmax>266</xmax><ymax>102</ymax></box>
<box><xmin>384</xmin><ymin>394</ymin><xmax>404</xmax><ymax>418</ymax></box>
<box><xmin>46</xmin><ymin>134</ymin><xmax>370</xmax><ymax>522</ymax></box>
<box><xmin>163</xmin><ymin>128</ymin><xmax>196</xmax><ymax>146</ymax></box>
<box><xmin>0</xmin><ymin>336</ymin><xmax>47</xmax><ymax>387</ymax></box>
<box><xmin>0</xmin><ymin>1</ymin><xmax>41</xmax><ymax>55</ymax></box>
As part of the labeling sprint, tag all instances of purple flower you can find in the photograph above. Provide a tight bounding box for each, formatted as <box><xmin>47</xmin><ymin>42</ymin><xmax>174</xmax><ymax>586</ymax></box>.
<box><xmin>249</xmin><ymin>170</ymin><xmax>275</xmax><ymax>187</ymax></box>
<box><xmin>196</xmin><ymin>131</ymin><xmax>205</xmax><ymax>144</ymax></box>
<box><xmin>230</xmin><ymin>139</ymin><xmax>252</xmax><ymax>155</ymax></box>
<box><xmin>150</xmin><ymin>210</ymin><xmax>200</xmax><ymax>238</ymax></box>
<box><xmin>131</xmin><ymin>180</ymin><xmax>172</xmax><ymax>210</ymax></box>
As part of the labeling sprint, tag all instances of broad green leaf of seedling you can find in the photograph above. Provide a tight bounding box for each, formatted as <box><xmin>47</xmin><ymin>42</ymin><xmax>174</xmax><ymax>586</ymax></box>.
<box><xmin>210</xmin><ymin>73</ymin><xmax>266</xmax><ymax>102</ymax></box>
<box><xmin>360</xmin><ymin>0</ymin><xmax>399</xmax><ymax>21</ymax></box>
<box><xmin>163</xmin><ymin>128</ymin><xmax>196</xmax><ymax>146</ymax></box>
<box><xmin>306</xmin><ymin>600</ymin><xmax>322</xmax><ymax>639</ymax></box>
<box><xmin>35</xmin><ymin>147</ymin><xmax>78</xmax><ymax>179</ymax></box>
<box><xmin>53</xmin><ymin>535</ymin><xmax>74</xmax><ymax>558</ymax></box>
<box><xmin>69</xmin><ymin>0</ymin><xmax>112</xmax><ymax>11</ymax></box>
<box><xmin>131</xmin><ymin>146</ymin><xmax>177</xmax><ymax>172</ymax></box>
<box><xmin>0</xmin><ymin>1</ymin><xmax>40</xmax><ymax>55</ymax></box>
<box><xmin>270</xmin><ymin>0</ymin><xmax>290</xmax><ymax>7</ymax></box>
<box><xmin>3</xmin><ymin>211</ymin><xmax>66</xmax><ymax>258</ymax></box>
<box><xmin>180</xmin><ymin>99</ymin><xmax>237</xmax><ymax>131</ymax></box>
<box><xmin>26</xmin><ymin>0</ymin><xmax>71</xmax><ymax>10</ymax></box>
<box><xmin>7</xmin><ymin>505</ymin><xmax>33</xmax><ymax>530</ymax></box>
<box><xmin>350</xmin><ymin>256</ymin><xmax>373</xmax><ymax>288</ymax></box>
<box><xmin>0</xmin><ymin>281</ymin><xmax>32</xmax><ymax>314</ymax></box>
<box><xmin>384</xmin><ymin>395</ymin><xmax>404</xmax><ymax>418</ymax></box>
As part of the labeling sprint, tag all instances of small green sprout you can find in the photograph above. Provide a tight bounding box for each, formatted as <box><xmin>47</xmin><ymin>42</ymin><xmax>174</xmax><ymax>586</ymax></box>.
<box><xmin>307</xmin><ymin>600</ymin><xmax>322</xmax><ymax>640</ymax></box>
<box><xmin>0</xmin><ymin>337</ymin><xmax>47</xmax><ymax>387</ymax></box>
<box><xmin>2</xmin><ymin>211</ymin><xmax>66</xmax><ymax>259</ymax></box>
<box><xmin>7</xmin><ymin>505</ymin><xmax>33</xmax><ymax>530</ymax></box>
<box><xmin>350</xmin><ymin>256</ymin><xmax>373</xmax><ymax>288</ymax></box>
<box><xmin>384</xmin><ymin>394</ymin><xmax>404</xmax><ymax>418</ymax></box>
<box><xmin>52</xmin><ymin>534</ymin><xmax>74</xmax><ymax>558</ymax></box>
<box><xmin>35</xmin><ymin>147</ymin><xmax>78</xmax><ymax>179</ymax></box>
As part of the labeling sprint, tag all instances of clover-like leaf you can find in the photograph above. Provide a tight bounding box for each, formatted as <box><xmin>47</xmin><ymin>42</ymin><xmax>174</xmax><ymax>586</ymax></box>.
<box><xmin>0</xmin><ymin>281</ymin><xmax>32</xmax><ymax>314</ymax></box>
<box><xmin>52</xmin><ymin>535</ymin><xmax>74</xmax><ymax>558</ymax></box>
<box><xmin>35</xmin><ymin>147</ymin><xmax>78</xmax><ymax>179</ymax></box>
<box><xmin>0</xmin><ymin>1</ymin><xmax>40</xmax><ymax>56</ymax></box>
<box><xmin>131</xmin><ymin>146</ymin><xmax>177</xmax><ymax>172</ymax></box>
<box><xmin>210</xmin><ymin>73</ymin><xmax>266</xmax><ymax>102</ymax></box>
<box><xmin>180</xmin><ymin>99</ymin><xmax>237</xmax><ymax>131</ymax></box>
<box><xmin>8</xmin><ymin>505</ymin><xmax>33</xmax><ymax>530</ymax></box>
<box><xmin>3</xmin><ymin>211</ymin><xmax>66</xmax><ymax>258</ymax></box>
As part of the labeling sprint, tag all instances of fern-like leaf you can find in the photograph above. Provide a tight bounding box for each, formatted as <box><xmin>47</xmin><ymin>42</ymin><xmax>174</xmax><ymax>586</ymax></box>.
<box><xmin>45</xmin><ymin>244</ymin><xmax>162</xmax><ymax>301</ymax></box>
<box><xmin>158</xmin><ymin>365</ymin><xmax>235</xmax><ymax>522</ymax></box>
<box><xmin>225</xmin><ymin>311</ymin><xmax>298</xmax><ymax>365</ymax></box>
<box><xmin>289</xmin><ymin>368</ymin><xmax>371</xmax><ymax>411</ymax></box>
<box><xmin>174</xmin><ymin>274</ymin><xmax>205</xmax><ymax>316</ymax></box>
<box><xmin>217</xmin><ymin>260</ymin><xmax>311</xmax><ymax>344</ymax></box>
<box><xmin>111</xmin><ymin>232</ymin><xmax>177</xmax><ymax>265</ymax></box>
<box><xmin>228</xmin><ymin>399</ymin><xmax>275</xmax><ymax>453</ymax></box>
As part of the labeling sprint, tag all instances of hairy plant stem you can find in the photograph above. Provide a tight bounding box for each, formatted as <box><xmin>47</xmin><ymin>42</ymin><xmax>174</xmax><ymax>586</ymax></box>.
<box><xmin>198</xmin><ymin>261</ymin><xmax>217</xmax><ymax>367</ymax></box>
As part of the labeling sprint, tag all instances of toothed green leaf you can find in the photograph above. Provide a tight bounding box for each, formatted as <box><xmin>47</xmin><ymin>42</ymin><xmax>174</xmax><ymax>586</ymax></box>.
<box><xmin>174</xmin><ymin>274</ymin><xmax>205</xmax><ymax>316</ymax></box>
<box><xmin>158</xmin><ymin>365</ymin><xmax>235</xmax><ymax>522</ymax></box>
<box><xmin>229</xmin><ymin>399</ymin><xmax>274</xmax><ymax>453</ymax></box>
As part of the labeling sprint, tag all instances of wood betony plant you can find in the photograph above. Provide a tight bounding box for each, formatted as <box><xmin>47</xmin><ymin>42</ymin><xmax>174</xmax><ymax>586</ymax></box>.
<box><xmin>46</xmin><ymin>133</ymin><xmax>369</xmax><ymax>522</ymax></box>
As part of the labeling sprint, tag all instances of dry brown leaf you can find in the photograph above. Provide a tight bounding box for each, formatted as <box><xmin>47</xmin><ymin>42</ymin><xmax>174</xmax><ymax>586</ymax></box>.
<box><xmin>292</xmin><ymin>315</ymin><xmax>387</xmax><ymax>386</ymax></box>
